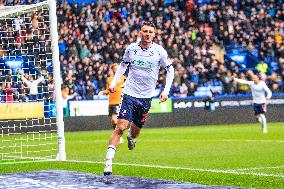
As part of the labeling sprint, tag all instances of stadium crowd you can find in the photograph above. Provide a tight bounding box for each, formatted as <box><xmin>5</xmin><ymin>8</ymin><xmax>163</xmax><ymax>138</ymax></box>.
<box><xmin>0</xmin><ymin>0</ymin><xmax>283</xmax><ymax>102</ymax></box>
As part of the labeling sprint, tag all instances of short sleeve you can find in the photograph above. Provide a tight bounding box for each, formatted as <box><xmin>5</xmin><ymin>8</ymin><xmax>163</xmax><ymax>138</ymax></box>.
<box><xmin>122</xmin><ymin>45</ymin><xmax>132</xmax><ymax>64</ymax></box>
<box><xmin>160</xmin><ymin>48</ymin><xmax>171</xmax><ymax>68</ymax></box>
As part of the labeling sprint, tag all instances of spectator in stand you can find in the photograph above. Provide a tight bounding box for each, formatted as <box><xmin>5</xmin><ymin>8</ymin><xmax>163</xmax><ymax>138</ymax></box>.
<box><xmin>75</xmin><ymin>80</ymin><xmax>86</xmax><ymax>100</ymax></box>
<box><xmin>62</xmin><ymin>86</ymin><xmax>77</xmax><ymax>116</ymax></box>
<box><xmin>5</xmin><ymin>70</ymin><xmax>14</xmax><ymax>84</ymax></box>
<box><xmin>18</xmin><ymin>84</ymin><xmax>29</xmax><ymax>102</ymax></box>
<box><xmin>256</xmin><ymin>61</ymin><xmax>269</xmax><ymax>73</ymax></box>
<box><xmin>188</xmin><ymin>82</ymin><xmax>196</xmax><ymax>96</ymax></box>
<box><xmin>266</xmin><ymin>72</ymin><xmax>281</xmax><ymax>93</ymax></box>
<box><xmin>2</xmin><ymin>0</ymin><xmax>284</xmax><ymax>98</ymax></box>
<box><xmin>170</xmin><ymin>81</ymin><xmax>181</xmax><ymax>97</ymax></box>
<box><xmin>86</xmin><ymin>80</ymin><xmax>96</xmax><ymax>100</ymax></box>
<box><xmin>19</xmin><ymin>70</ymin><xmax>45</xmax><ymax>101</ymax></box>
<box><xmin>218</xmin><ymin>67</ymin><xmax>234</xmax><ymax>94</ymax></box>
<box><xmin>0</xmin><ymin>71</ymin><xmax>4</xmax><ymax>86</ymax></box>
<box><xmin>5</xmin><ymin>83</ymin><xmax>14</xmax><ymax>103</ymax></box>
<box><xmin>180</xmin><ymin>83</ymin><xmax>188</xmax><ymax>97</ymax></box>
<box><xmin>0</xmin><ymin>84</ymin><xmax>5</xmax><ymax>102</ymax></box>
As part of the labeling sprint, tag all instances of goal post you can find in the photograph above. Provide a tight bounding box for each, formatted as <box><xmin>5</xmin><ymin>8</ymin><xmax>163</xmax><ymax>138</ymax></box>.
<box><xmin>49</xmin><ymin>0</ymin><xmax>66</xmax><ymax>161</ymax></box>
<box><xmin>0</xmin><ymin>0</ymin><xmax>66</xmax><ymax>162</ymax></box>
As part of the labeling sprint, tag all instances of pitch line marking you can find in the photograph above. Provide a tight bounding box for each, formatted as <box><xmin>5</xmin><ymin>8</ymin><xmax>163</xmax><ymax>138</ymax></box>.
<box><xmin>140</xmin><ymin>139</ymin><xmax>284</xmax><ymax>143</ymax></box>
<box><xmin>66</xmin><ymin>160</ymin><xmax>284</xmax><ymax>178</ymax></box>
<box><xmin>232</xmin><ymin>165</ymin><xmax>284</xmax><ymax>171</ymax></box>
<box><xmin>68</xmin><ymin>139</ymin><xmax>284</xmax><ymax>143</ymax></box>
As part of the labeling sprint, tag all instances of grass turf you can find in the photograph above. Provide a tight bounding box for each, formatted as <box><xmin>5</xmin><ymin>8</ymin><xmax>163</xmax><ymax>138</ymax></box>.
<box><xmin>0</xmin><ymin>122</ymin><xmax>283</xmax><ymax>189</ymax></box>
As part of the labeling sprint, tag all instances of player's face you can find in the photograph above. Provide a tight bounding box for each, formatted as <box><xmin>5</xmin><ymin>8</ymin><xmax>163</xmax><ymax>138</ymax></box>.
<box><xmin>140</xmin><ymin>25</ymin><xmax>155</xmax><ymax>44</ymax></box>
<box><xmin>252</xmin><ymin>75</ymin><xmax>259</xmax><ymax>83</ymax></box>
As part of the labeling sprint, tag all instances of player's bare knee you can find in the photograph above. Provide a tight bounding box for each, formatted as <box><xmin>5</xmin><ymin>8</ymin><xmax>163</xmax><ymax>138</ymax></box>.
<box><xmin>114</xmin><ymin>127</ymin><xmax>123</xmax><ymax>136</ymax></box>
<box><xmin>114</xmin><ymin>122</ymin><xmax>128</xmax><ymax>136</ymax></box>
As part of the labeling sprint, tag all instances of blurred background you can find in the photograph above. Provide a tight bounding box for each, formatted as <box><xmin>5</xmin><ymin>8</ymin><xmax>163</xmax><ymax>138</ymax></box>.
<box><xmin>0</xmin><ymin>0</ymin><xmax>283</xmax><ymax>121</ymax></box>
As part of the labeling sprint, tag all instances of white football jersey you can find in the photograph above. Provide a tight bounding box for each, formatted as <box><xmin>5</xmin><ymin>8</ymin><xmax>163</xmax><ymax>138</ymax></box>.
<box><xmin>235</xmin><ymin>79</ymin><xmax>272</xmax><ymax>104</ymax></box>
<box><xmin>121</xmin><ymin>42</ymin><xmax>172</xmax><ymax>98</ymax></box>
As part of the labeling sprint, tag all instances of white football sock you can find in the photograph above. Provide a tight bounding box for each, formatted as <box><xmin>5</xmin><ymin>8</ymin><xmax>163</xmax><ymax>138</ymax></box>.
<box><xmin>256</xmin><ymin>115</ymin><xmax>262</xmax><ymax>123</ymax></box>
<box><xmin>260</xmin><ymin>114</ymin><xmax>267</xmax><ymax>132</ymax></box>
<box><xmin>106</xmin><ymin>145</ymin><xmax>116</xmax><ymax>160</ymax></box>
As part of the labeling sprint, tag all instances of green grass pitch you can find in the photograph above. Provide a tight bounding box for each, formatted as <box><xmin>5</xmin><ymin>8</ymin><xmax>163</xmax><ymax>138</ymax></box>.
<box><xmin>1</xmin><ymin>122</ymin><xmax>283</xmax><ymax>189</ymax></box>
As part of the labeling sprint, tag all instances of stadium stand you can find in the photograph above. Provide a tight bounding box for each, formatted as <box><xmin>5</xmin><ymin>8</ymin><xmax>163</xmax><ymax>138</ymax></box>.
<box><xmin>0</xmin><ymin>0</ymin><xmax>283</xmax><ymax>101</ymax></box>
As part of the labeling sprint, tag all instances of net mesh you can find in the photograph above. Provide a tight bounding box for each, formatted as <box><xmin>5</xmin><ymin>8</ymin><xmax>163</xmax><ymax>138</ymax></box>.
<box><xmin>0</xmin><ymin>1</ymin><xmax>58</xmax><ymax>162</ymax></box>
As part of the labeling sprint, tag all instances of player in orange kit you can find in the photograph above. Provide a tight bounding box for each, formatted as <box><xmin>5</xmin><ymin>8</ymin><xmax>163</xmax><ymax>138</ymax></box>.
<box><xmin>98</xmin><ymin>63</ymin><xmax>126</xmax><ymax>142</ymax></box>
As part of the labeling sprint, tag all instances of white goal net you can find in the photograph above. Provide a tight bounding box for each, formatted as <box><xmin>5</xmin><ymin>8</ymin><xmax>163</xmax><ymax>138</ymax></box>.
<box><xmin>0</xmin><ymin>0</ymin><xmax>65</xmax><ymax>163</ymax></box>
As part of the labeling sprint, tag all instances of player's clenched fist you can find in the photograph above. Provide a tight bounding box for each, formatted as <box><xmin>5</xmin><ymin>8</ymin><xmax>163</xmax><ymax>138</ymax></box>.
<box><xmin>159</xmin><ymin>92</ymin><xmax>168</xmax><ymax>103</ymax></box>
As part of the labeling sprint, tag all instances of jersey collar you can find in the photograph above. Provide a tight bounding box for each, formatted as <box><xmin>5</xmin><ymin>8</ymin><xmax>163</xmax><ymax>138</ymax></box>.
<box><xmin>138</xmin><ymin>42</ymin><xmax>153</xmax><ymax>51</ymax></box>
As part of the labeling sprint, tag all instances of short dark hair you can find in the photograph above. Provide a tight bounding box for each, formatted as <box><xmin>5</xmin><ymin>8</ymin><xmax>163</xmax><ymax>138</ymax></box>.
<box><xmin>141</xmin><ymin>21</ymin><xmax>156</xmax><ymax>29</ymax></box>
<box><xmin>110</xmin><ymin>63</ymin><xmax>119</xmax><ymax>70</ymax></box>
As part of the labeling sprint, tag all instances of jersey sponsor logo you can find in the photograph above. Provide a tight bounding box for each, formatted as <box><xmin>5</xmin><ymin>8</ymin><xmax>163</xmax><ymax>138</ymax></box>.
<box><xmin>132</xmin><ymin>59</ymin><xmax>156</xmax><ymax>68</ymax></box>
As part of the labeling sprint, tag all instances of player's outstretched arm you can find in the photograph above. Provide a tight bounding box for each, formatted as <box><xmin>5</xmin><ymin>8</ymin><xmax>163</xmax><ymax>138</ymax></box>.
<box><xmin>263</xmin><ymin>82</ymin><xmax>272</xmax><ymax>100</ymax></box>
<box><xmin>234</xmin><ymin>78</ymin><xmax>252</xmax><ymax>85</ymax></box>
<box><xmin>160</xmin><ymin>64</ymin><xmax>174</xmax><ymax>103</ymax></box>
<box><xmin>35</xmin><ymin>75</ymin><xmax>45</xmax><ymax>85</ymax></box>
<box><xmin>98</xmin><ymin>91</ymin><xmax>106</xmax><ymax>98</ymax></box>
<box><xmin>20</xmin><ymin>74</ymin><xmax>32</xmax><ymax>86</ymax></box>
<box><xmin>99</xmin><ymin>78</ymin><xmax>111</xmax><ymax>97</ymax></box>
